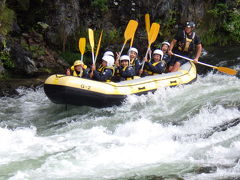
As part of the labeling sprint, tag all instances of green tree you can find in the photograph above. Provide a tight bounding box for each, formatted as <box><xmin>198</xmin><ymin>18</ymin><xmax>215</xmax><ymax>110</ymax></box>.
<box><xmin>0</xmin><ymin>0</ymin><xmax>15</xmax><ymax>36</ymax></box>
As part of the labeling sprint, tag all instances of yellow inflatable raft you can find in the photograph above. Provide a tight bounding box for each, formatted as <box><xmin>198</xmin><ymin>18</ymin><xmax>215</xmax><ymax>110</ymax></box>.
<box><xmin>44</xmin><ymin>62</ymin><xmax>197</xmax><ymax>107</ymax></box>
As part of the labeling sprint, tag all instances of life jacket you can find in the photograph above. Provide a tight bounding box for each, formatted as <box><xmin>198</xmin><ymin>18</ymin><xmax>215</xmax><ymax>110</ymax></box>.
<box><xmin>121</xmin><ymin>66</ymin><xmax>134</xmax><ymax>80</ymax></box>
<box><xmin>145</xmin><ymin>60</ymin><xmax>166</xmax><ymax>75</ymax></box>
<box><xmin>73</xmin><ymin>70</ymin><xmax>83</xmax><ymax>77</ymax></box>
<box><xmin>178</xmin><ymin>31</ymin><xmax>196</xmax><ymax>52</ymax></box>
<box><xmin>130</xmin><ymin>58</ymin><xmax>136</xmax><ymax>66</ymax></box>
<box><xmin>98</xmin><ymin>66</ymin><xmax>115</xmax><ymax>82</ymax></box>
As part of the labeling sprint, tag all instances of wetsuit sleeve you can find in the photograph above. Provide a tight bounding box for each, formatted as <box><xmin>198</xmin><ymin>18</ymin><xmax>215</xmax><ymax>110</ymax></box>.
<box><xmin>134</xmin><ymin>59</ymin><xmax>142</xmax><ymax>75</ymax></box>
<box><xmin>194</xmin><ymin>34</ymin><xmax>201</xmax><ymax>45</ymax></box>
<box><xmin>93</xmin><ymin>69</ymin><xmax>113</xmax><ymax>81</ymax></box>
<box><xmin>121</xmin><ymin>66</ymin><xmax>135</xmax><ymax>78</ymax></box>
<box><xmin>82</xmin><ymin>68</ymin><xmax>90</xmax><ymax>79</ymax></box>
<box><xmin>146</xmin><ymin>62</ymin><xmax>165</xmax><ymax>74</ymax></box>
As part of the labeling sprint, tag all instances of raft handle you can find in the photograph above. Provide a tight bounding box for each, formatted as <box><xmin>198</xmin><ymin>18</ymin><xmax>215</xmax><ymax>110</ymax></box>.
<box><xmin>138</xmin><ymin>87</ymin><xmax>146</xmax><ymax>90</ymax></box>
<box><xmin>170</xmin><ymin>80</ymin><xmax>177</xmax><ymax>84</ymax></box>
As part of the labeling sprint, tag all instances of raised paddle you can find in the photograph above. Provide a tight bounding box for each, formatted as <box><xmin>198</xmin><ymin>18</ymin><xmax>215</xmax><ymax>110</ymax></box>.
<box><xmin>94</xmin><ymin>30</ymin><xmax>103</xmax><ymax>63</ymax></box>
<box><xmin>119</xmin><ymin>20</ymin><xmax>138</xmax><ymax>56</ymax></box>
<box><xmin>173</xmin><ymin>53</ymin><xmax>238</xmax><ymax>76</ymax></box>
<box><xmin>130</xmin><ymin>32</ymin><xmax>135</xmax><ymax>48</ymax></box>
<box><xmin>145</xmin><ymin>13</ymin><xmax>151</xmax><ymax>59</ymax></box>
<box><xmin>88</xmin><ymin>28</ymin><xmax>95</xmax><ymax>65</ymax></box>
<box><xmin>141</xmin><ymin>22</ymin><xmax>160</xmax><ymax>70</ymax></box>
<box><xmin>145</xmin><ymin>13</ymin><xmax>150</xmax><ymax>41</ymax></box>
<box><xmin>79</xmin><ymin>38</ymin><xmax>86</xmax><ymax>63</ymax></box>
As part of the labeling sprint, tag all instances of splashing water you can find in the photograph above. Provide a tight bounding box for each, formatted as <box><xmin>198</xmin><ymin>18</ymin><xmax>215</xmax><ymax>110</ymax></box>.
<box><xmin>0</xmin><ymin>71</ymin><xmax>240</xmax><ymax>180</ymax></box>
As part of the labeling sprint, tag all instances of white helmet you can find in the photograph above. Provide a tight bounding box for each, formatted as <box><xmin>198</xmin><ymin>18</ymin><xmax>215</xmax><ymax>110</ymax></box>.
<box><xmin>128</xmin><ymin>47</ymin><xmax>138</xmax><ymax>55</ymax></box>
<box><xmin>120</xmin><ymin>55</ymin><xmax>130</xmax><ymax>64</ymax></box>
<box><xmin>102</xmin><ymin>55</ymin><xmax>114</xmax><ymax>67</ymax></box>
<box><xmin>162</xmin><ymin>41</ymin><xmax>170</xmax><ymax>47</ymax></box>
<box><xmin>103</xmin><ymin>51</ymin><xmax>114</xmax><ymax>57</ymax></box>
<box><xmin>153</xmin><ymin>49</ymin><xmax>163</xmax><ymax>60</ymax></box>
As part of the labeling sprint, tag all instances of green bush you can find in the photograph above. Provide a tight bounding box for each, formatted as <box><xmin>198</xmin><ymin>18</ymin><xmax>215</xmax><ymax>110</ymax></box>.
<box><xmin>0</xmin><ymin>3</ymin><xmax>15</xmax><ymax>36</ymax></box>
<box><xmin>0</xmin><ymin>50</ymin><xmax>15</xmax><ymax>69</ymax></box>
<box><xmin>203</xmin><ymin>1</ymin><xmax>240</xmax><ymax>46</ymax></box>
<box><xmin>59</xmin><ymin>51</ymin><xmax>82</xmax><ymax>65</ymax></box>
<box><xmin>91</xmin><ymin>0</ymin><xmax>108</xmax><ymax>12</ymax></box>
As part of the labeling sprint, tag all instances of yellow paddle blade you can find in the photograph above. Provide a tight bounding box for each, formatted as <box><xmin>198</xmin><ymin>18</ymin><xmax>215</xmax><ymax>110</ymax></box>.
<box><xmin>79</xmin><ymin>38</ymin><xmax>86</xmax><ymax>55</ymax></box>
<box><xmin>88</xmin><ymin>28</ymin><xmax>94</xmax><ymax>50</ymax></box>
<box><xmin>148</xmin><ymin>23</ymin><xmax>160</xmax><ymax>45</ymax></box>
<box><xmin>130</xmin><ymin>32</ymin><xmax>135</xmax><ymax>47</ymax></box>
<box><xmin>124</xmin><ymin>20</ymin><xmax>138</xmax><ymax>41</ymax></box>
<box><xmin>95</xmin><ymin>30</ymin><xmax>103</xmax><ymax>62</ymax></box>
<box><xmin>216</xmin><ymin>67</ymin><xmax>238</xmax><ymax>75</ymax></box>
<box><xmin>145</xmin><ymin>13</ymin><xmax>150</xmax><ymax>36</ymax></box>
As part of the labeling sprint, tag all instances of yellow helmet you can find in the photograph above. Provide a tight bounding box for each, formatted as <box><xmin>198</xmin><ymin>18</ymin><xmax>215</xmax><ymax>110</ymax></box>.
<box><xmin>71</xmin><ymin>60</ymin><xmax>86</xmax><ymax>71</ymax></box>
<box><xmin>73</xmin><ymin>60</ymin><xmax>83</xmax><ymax>66</ymax></box>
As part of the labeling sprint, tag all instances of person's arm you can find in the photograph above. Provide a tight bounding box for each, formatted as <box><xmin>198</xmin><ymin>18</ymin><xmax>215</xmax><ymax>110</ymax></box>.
<box><xmin>121</xmin><ymin>66</ymin><xmax>135</xmax><ymax>77</ymax></box>
<box><xmin>146</xmin><ymin>62</ymin><xmax>165</xmax><ymax>74</ymax></box>
<box><xmin>193</xmin><ymin>43</ymin><xmax>202</xmax><ymax>63</ymax></box>
<box><xmin>168</xmin><ymin>39</ymin><xmax>177</xmax><ymax>56</ymax></box>
<box><xmin>93</xmin><ymin>69</ymin><xmax>113</xmax><ymax>81</ymax></box>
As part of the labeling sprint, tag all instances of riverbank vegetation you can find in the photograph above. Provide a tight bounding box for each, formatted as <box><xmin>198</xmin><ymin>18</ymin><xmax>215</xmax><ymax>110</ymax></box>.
<box><xmin>0</xmin><ymin>0</ymin><xmax>239</xmax><ymax>80</ymax></box>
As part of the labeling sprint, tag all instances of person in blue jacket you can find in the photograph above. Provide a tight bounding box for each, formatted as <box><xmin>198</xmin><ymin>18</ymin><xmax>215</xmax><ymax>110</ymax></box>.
<box><xmin>91</xmin><ymin>55</ymin><xmax>115</xmax><ymax>82</ymax></box>
<box><xmin>117</xmin><ymin>55</ymin><xmax>135</xmax><ymax>81</ymax></box>
<box><xmin>161</xmin><ymin>41</ymin><xmax>172</xmax><ymax>72</ymax></box>
<box><xmin>128</xmin><ymin>47</ymin><xmax>142</xmax><ymax>76</ymax></box>
<box><xmin>143</xmin><ymin>49</ymin><xmax>166</xmax><ymax>75</ymax></box>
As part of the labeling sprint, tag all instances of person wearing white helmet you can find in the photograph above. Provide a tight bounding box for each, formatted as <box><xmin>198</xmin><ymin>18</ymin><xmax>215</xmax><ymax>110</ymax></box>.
<box><xmin>128</xmin><ymin>47</ymin><xmax>142</xmax><ymax>76</ymax></box>
<box><xmin>91</xmin><ymin>55</ymin><xmax>115</xmax><ymax>82</ymax></box>
<box><xmin>142</xmin><ymin>49</ymin><xmax>166</xmax><ymax>75</ymax></box>
<box><xmin>103</xmin><ymin>51</ymin><xmax>114</xmax><ymax>57</ymax></box>
<box><xmin>161</xmin><ymin>41</ymin><xmax>172</xmax><ymax>71</ymax></box>
<box><xmin>115</xmin><ymin>55</ymin><xmax>135</xmax><ymax>81</ymax></box>
<box><xmin>168</xmin><ymin>21</ymin><xmax>202</xmax><ymax>72</ymax></box>
<box><xmin>66</xmin><ymin>60</ymin><xmax>89</xmax><ymax>78</ymax></box>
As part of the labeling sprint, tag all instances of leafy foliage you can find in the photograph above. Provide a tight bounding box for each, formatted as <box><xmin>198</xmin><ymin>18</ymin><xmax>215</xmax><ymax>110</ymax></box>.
<box><xmin>203</xmin><ymin>1</ymin><xmax>240</xmax><ymax>46</ymax></box>
<box><xmin>0</xmin><ymin>50</ymin><xmax>15</xmax><ymax>69</ymax></box>
<box><xmin>0</xmin><ymin>2</ymin><xmax>15</xmax><ymax>36</ymax></box>
<box><xmin>91</xmin><ymin>0</ymin><xmax>109</xmax><ymax>12</ymax></box>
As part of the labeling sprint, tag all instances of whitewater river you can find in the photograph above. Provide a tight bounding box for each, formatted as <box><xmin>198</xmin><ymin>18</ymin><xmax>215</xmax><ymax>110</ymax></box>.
<box><xmin>0</xmin><ymin>47</ymin><xmax>240</xmax><ymax>180</ymax></box>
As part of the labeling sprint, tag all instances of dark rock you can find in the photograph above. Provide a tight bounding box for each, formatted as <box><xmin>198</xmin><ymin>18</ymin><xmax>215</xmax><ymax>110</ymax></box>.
<box><xmin>44</xmin><ymin>0</ymin><xmax>80</xmax><ymax>48</ymax></box>
<box><xmin>194</xmin><ymin>166</ymin><xmax>217</xmax><ymax>174</ymax></box>
<box><xmin>9</xmin><ymin>41</ymin><xmax>38</xmax><ymax>75</ymax></box>
<box><xmin>11</xmin><ymin>21</ymin><xmax>22</xmax><ymax>36</ymax></box>
<box><xmin>0</xmin><ymin>76</ymin><xmax>46</xmax><ymax>97</ymax></box>
<box><xmin>0</xmin><ymin>35</ymin><xmax>5</xmax><ymax>50</ymax></box>
<box><xmin>0</xmin><ymin>60</ymin><xmax>5</xmax><ymax>75</ymax></box>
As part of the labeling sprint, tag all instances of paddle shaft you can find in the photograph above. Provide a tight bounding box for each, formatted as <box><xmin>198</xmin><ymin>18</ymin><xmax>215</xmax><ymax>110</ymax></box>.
<box><xmin>95</xmin><ymin>30</ymin><xmax>103</xmax><ymax>63</ymax></box>
<box><xmin>173</xmin><ymin>53</ymin><xmax>238</xmax><ymax>75</ymax></box>
<box><xmin>173</xmin><ymin>53</ymin><xmax>216</xmax><ymax>68</ymax></box>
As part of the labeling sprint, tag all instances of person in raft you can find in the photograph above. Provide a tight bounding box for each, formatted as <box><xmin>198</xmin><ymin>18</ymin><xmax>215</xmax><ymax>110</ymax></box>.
<box><xmin>141</xmin><ymin>49</ymin><xmax>166</xmax><ymax>75</ymax></box>
<box><xmin>90</xmin><ymin>55</ymin><xmax>115</xmax><ymax>82</ymax></box>
<box><xmin>128</xmin><ymin>47</ymin><xmax>142</xmax><ymax>76</ymax></box>
<box><xmin>116</xmin><ymin>55</ymin><xmax>135</xmax><ymax>81</ymax></box>
<box><xmin>103</xmin><ymin>50</ymin><xmax>114</xmax><ymax>58</ymax></box>
<box><xmin>160</xmin><ymin>41</ymin><xmax>172</xmax><ymax>71</ymax></box>
<box><xmin>66</xmin><ymin>60</ymin><xmax>89</xmax><ymax>78</ymax></box>
<box><xmin>168</xmin><ymin>21</ymin><xmax>202</xmax><ymax>72</ymax></box>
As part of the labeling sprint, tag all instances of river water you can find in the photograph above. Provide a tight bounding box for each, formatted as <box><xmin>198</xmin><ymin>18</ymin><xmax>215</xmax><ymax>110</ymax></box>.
<box><xmin>0</xmin><ymin>47</ymin><xmax>240</xmax><ymax>180</ymax></box>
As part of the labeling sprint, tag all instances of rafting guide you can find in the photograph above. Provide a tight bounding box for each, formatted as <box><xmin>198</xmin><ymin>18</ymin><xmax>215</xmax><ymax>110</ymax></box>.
<box><xmin>168</xmin><ymin>21</ymin><xmax>202</xmax><ymax>72</ymax></box>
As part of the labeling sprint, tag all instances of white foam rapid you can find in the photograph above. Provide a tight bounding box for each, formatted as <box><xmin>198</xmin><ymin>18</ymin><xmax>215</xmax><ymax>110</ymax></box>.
<box><xmin>0</xmin><ymin>73</ymin><xmax>239</xmax><ymax>180</ymax></box>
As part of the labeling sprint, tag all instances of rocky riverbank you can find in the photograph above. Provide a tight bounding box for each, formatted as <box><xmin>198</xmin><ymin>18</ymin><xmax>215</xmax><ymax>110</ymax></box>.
<box><xmin>0</xmin><ymin>76</ymin><xmax>47</xmax><ymax>97</ymax></box>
